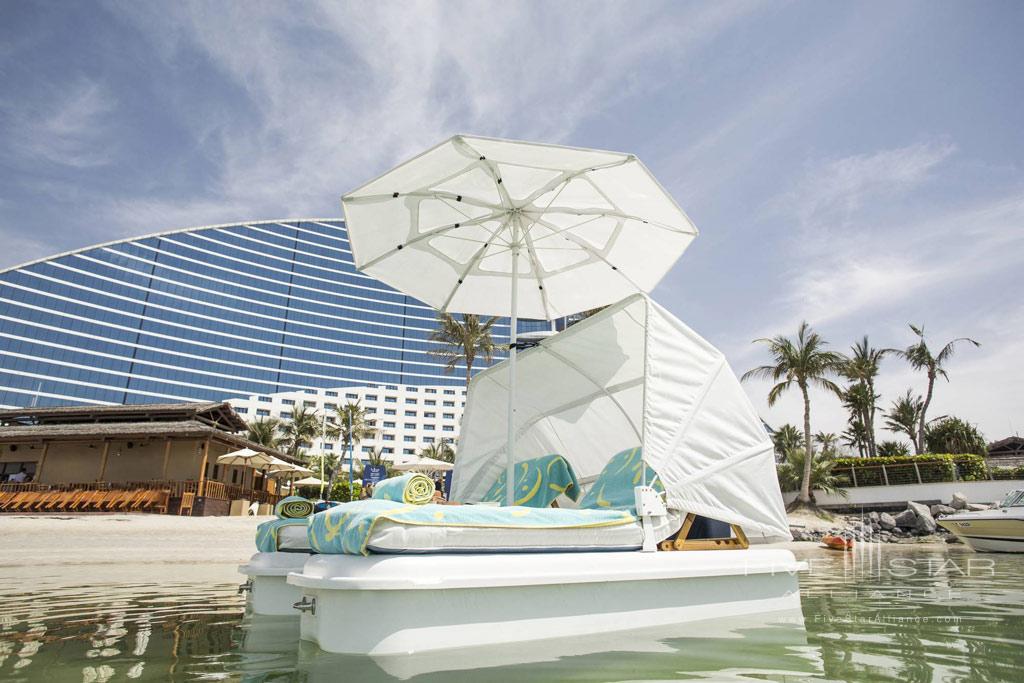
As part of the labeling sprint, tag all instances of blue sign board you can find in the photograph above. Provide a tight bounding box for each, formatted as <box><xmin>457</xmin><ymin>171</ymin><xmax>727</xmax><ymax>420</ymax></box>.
<box><xmin>363</xmin><ymin>464</ymin><xmax>388</xmax><ymax>486</ymax></box>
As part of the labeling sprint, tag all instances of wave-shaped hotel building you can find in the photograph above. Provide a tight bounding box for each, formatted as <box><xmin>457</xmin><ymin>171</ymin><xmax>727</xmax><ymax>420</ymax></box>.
<box><xmin>0</xmin><ymin>219</ymin><xmax>514</xmax><ymax>408</ymax></box>
<box><xmin>0</xmin><ymin>219</ymin><xmax>556</xmax><ymax>479</ymax></box>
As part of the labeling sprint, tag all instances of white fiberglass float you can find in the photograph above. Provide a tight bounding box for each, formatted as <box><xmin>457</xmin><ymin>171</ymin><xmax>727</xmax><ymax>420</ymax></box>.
<box><xmin>288</xmin><ymin>295</ymin><xmax>805</xmax><ymax>655</ymax></box>
<box><xmin>239</xmin><ymin>551</ymin><xmax>310</xmax><ymax>616</ymax></box>
<box><xmin>239</xmin><ymin>496</ymin><xmax>317</xmax><ymax>615</ymax></box>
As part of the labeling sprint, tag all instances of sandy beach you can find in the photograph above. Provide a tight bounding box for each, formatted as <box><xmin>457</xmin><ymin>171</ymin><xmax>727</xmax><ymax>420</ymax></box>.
<box><xmin>0</xmin><ymin>514</ymin><xmax>278</xmax><ymax>591</ymax></box>
<box><xmin>0</xmin><ymin>512</ymin><xmax>948</xmax><ymax>574</ymax></box>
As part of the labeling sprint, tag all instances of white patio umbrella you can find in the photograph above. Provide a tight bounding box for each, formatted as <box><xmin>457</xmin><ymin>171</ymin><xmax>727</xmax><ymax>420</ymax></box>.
<box><xmin>392</xmin><ymin>456</ymin><xmax>455</xmax><ymax>473</ymax></box>
<box><xmin>217</xmin><ymin>447</ymin><xmax>274</xmax><ymax>467</ymax></box>
<box><xmin>265</xmin><ymin>457</ymin><xmax>313</xmax><ymax>477</ymax></box>
<box><xmin>343</xmin><ymin>135</ymin><xmax>698</xmax><ymax>504</ymax></box>
<box><xmin>292</xmin><ymin>476</ymin><xmax>327</xmax><ymax>487</ymax></box>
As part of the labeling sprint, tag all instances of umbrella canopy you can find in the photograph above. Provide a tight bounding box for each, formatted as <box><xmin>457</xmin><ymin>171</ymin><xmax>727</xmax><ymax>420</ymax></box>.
<box><xmin>217</xmin><ymin>448</ymin><xmax>276</xmax><ymax>468</ymax></box>
<box><xmin>292</xmin><ymin>476</ymin><xmax>327</xmax><ymax>487</ymax></box>
<box><xmin>392</xmin><ymin>456</ymin><xmax>454</xmax><ymax>473</ymax></box>
<box><xmin>343</xmin><ymin>135</ymin><xmax>697</xmax><ymax>320</ymax></box>
<box><xmin>343</xmin><ymin>136</ymin><xmax>698</xmax><ymax>504</ymax></box>
<box><xmin>266</xmin><ymin>457</ymin><xmax>313</xmax><ymax>477</ymax></box>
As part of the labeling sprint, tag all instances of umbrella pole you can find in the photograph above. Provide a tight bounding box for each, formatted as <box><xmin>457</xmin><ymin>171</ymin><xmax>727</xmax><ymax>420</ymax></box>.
<box><xmin>348</xmin><ymin>441</ymin><xmax>354</xmax><ymax>501</ymax></box>
<box><xmin>506</xmin><ymin>225</ymin><xmax>519</xmax><ymax>507</ymax></box>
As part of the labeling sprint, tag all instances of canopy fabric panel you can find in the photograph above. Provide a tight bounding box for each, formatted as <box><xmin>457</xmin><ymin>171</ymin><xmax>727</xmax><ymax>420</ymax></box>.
<box><xmin>342</xmin><ymin>135</ymin><xmax>698</xmax><ymax>320</ymax></box>
<box><xmin>451</xmin><ymin>294</ymin><xmax>790</xmax><ymax>543</ymax></box>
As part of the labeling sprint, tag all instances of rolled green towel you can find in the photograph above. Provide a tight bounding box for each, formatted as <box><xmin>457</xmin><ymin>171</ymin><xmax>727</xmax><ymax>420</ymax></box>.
<box><xmin>275</xmin><ymin>495</ymin><xmax>315</xmax><ymax>519</ymax></box>
<box><xmin>372</xmin><ymin>473</ymin><xmax>435</xmax><ymax>505</ymax></box>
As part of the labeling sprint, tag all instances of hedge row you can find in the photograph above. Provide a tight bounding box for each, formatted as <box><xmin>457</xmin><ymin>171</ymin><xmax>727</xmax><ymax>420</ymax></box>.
<box><xmin>832</xmin><ymin>454</ymin><xmax>988</xmax><ymax>487</ymax></box>
<box><xmin>991</xmin><ymin>465</ymin><xmax>1024</xmax><ymax>481</ymax></box>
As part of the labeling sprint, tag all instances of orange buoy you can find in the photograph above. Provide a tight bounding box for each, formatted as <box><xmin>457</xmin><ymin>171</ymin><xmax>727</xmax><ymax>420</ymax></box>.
<box><xmin>822</xmin><ymin>534</ymin><xmax>853</xmax><ymax>551</ymax></box>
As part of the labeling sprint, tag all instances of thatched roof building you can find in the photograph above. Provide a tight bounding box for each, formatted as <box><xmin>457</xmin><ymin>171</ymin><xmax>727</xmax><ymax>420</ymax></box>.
<box><xmin>0</xmin><ymin>402</ymin><xmax>301</xmax><ymax>515</ymax></box>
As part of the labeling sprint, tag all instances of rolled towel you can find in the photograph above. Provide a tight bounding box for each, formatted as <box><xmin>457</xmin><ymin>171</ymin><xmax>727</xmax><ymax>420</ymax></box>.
<box><xmin>275</xmin><ymin>495</ymin><xmax>315</xmax><ymax>519</ymax></box>
<box><xmin>372</xmin><ymin>473</ymin><xmax>435</xmax><ymax>505</ymax></box>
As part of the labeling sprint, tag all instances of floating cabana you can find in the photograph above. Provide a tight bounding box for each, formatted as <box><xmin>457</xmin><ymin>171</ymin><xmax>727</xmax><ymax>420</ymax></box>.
<box><xmin>279</xmin><ymin>295</ymin><xmax>801</xmax><ymax>655</ymax></box>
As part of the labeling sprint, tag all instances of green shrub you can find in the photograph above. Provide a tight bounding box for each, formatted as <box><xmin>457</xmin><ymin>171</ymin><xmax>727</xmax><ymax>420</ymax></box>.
<box><xmin>925</xmin><ymin>417</ymin><xmax>987</xmax><ymax>456</ymax></box>
<box><xmin>328</xmin><ymin>480</ymin><xmax>363</xmax><ymax>502</ymax></box>
<box><xmin>876</xmin><ymin>440</ymin><xmax>911</xmax><ymax>457</ymax></box>
<box><xmin>992</xmin><ymin>465</ymin><xmax>1024</xmax><ymax>481</ymax></box>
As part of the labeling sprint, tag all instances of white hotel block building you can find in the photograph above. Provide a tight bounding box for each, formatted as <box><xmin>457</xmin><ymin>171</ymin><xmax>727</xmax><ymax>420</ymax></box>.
<box><xmin>228</xmin><ymin>383</ymin><xmax>466</xmax><ymax>461</ymax></box>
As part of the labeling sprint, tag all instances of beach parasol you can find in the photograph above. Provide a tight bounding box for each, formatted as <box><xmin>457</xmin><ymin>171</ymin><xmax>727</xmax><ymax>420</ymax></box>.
<box><xmin>343</xmin><ymin>135</ymin><xmax>697</xmax><ymax>504</ymax></box>
<box><xmin>217</xmin><ymin>447</ymin><xmax>274</xmax><ymax>468</ymax></box>
<box><xmin>265</xmin><ymin>458</ymin><xmax>313</xmax><ymax>477</ymax></box>
<box><xmin>391</xmin><ymin>455</ymin><xmax>455</xmax><ymax>473</ymax></box>
<box><xmin>292</xmin><ymin>476</ymin><xmax>327</xmax><ymax>487</ymax></box>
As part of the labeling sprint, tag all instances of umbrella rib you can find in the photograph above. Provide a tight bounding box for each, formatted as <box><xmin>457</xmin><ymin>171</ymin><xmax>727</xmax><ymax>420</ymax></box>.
<box><xmin>345</xmin><ymin>190</ymin><xmax>499</xmax><ymax>213</ymax></box>
<box><xmin>438</xmin><ymin>214</ymin><xmax>514</xmax><ymax>312</ymax></box>
<box><xmin>358</xmin><ymin>209</ymin><xmax>505</xmax><ymax>271</ymax></box>
<box><xmin>534</xmin><ymin>217</ymin><xmax>644</xmax><ymax>290</ymax></box>
<box><xmin>521</xmin><ymin>217</ymin><xmax>554</xmax><ymax>320</ymax></box>
<box><xmin>451</xmin><ymin>137</ymin><xmax>514</xmax><ymax>209</ymax></box>
<box><xmin>529</xmin><ymin>206</ymin><xmax>696</xmax><ymax>234</ymax></box>
<box><xmin>518</xmin><ymin>156</ymin><xmax>635</xmax><ymax>207</ymax></box>
<box><xmin>525</xmin><ymin>214</ymin><xmax>604</xmax><ymax>244</ymax></box>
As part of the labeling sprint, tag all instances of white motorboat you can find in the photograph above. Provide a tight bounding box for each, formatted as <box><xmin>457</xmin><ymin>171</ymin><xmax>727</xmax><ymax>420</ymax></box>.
<box><xmin>937</xmin><ymin>489</ymin><xmax>1024</xmax><ymax>552</ymax></box>
<box><xmin>287</xmin><ymin>296</ymin><xmax>807</xmax><ymax>656</ymax></box>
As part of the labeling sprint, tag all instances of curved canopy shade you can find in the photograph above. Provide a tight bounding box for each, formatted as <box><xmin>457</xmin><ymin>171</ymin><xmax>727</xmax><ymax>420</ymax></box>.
<box><xmin>450</xmin><ymin>294</ymin><xmax>791</xmax><ymax>543</ymax></box>
<box><xmin>342</xmin><ymin>135</ymin><xmax>698</xmax><ymax>320</ymax></box>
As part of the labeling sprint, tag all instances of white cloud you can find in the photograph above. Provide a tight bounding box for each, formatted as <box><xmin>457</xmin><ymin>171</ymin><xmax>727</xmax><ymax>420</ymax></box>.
<box><xmin>783</xmin><ymin>140</ymin><xmax>956</xmax><ymax>234</ymax></box>
<box><xmin>734</xmin><ymin>139</ymin><xmax>1024</xmax><ymax>446</ymax></box>
<box><xmin>3</xmin><ymin>77</ymin><xmax>117</xmax><ymax>168</ymax></box>
<box><xmin>99</xmin><ymin>1</ymin><xmax>762</xmax><ymax>233</ymax></box>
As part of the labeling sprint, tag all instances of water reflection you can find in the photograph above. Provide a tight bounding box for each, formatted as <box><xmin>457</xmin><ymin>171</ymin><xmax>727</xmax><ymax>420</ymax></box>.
<box><xmin>280</xmin><ymin>613</ymin><xmax>819</xmax><ymax>682</ymax></box>
<box><xmin>0</xmin><ymin>545</ymin><xmax>1021</xmax><ymax>681</ymax></box>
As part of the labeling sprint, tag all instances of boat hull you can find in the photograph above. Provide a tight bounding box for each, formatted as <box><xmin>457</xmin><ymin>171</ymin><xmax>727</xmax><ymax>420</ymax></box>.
<box><xmin>938</xmin><ymin>516</ymin><xmax>1024</xmax><ymax>553</ymax></box>
<box><xmin>239</xmin><ymin>552</ymin><xmax>311</xmax><ymax>615</ymax></box>
<box><xmin>287</xmin><ymin>549</ymin><xmax>806</xmax><ymax>656</ymax></box>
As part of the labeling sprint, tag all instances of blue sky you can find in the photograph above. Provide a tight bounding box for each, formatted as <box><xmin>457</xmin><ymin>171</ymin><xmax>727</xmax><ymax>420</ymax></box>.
<box><xmin>1</xmin><ymin>1</ymin><xmax>1022</xmax><ymax>444</ymax></box>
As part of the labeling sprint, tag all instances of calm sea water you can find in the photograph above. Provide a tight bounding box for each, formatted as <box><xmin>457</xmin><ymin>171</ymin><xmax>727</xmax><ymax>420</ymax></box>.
<box><xmin>0</xmin><ymin>544</ymin><xmax>1021</xmax><ymax>682</ymax></box>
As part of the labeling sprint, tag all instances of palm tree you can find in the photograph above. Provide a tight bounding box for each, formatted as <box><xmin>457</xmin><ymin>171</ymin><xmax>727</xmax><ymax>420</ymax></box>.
<box><xmin>839</xmin><ymin>383</ymin><xmax>875</xmax><ymax>457</ymax></box>
<box><xmin>814</xmin><ymin>432</ymin><xmax>840</xmax><ymax>458</ymax></box>
<box><xmin>884</xmin><ymin>389</ymin><xmax>925</xmax><ymax>453</ymax></box>
<box><xmin>742</xmin><ymin>322</ymin><xmax>843</xmax><ymax>508</ymax></box>
<box><xmin>325</xmin><ymin>401</ymin><xmax>377</xmax><ymax>498</ymax></box>
<box><xmin>877</xmin><ymin>440</ymin><xmax>911</xmax><ymax>457</ymax></box>
<box><xmin>841</xmin><ymin>419</ymin><xmax>870</xmax><ymax>457</ymax></box>
<box><xmin>277</xmin><ymin>405</ymin><xmax>322</xmax><ymax>457</ymax></box>
<box><xmin>246</xmin><ymin>417</ymin><xmax>283</xmax><ymax>448</ymax></box>
<box><xmin>429</xmin><ymin>312</ymin><xmax>500</xmax><ymax>388</ymax></box>
<box><xmin>775</xmin><ymin>448</ymin><xmax>847</xmax><ymax>502</ymax></box>
<box><xmin>420</xmin><ymin>440</ymin><xmax>455</xmax><ymax>463</ymax></box>
<box><xmin>771</xmin><ymin>424</ymin><xmax>802</xmax><ymax>460</ymax></box>
<box><xmin>889</xmin><ymin>324</ymin><xmax>979</xmax><ymax>455</ymax></box>
<box><xmin>840</xmin><ymin>337</ymin><xmax>889</xmax><ymax>457</ymax></box>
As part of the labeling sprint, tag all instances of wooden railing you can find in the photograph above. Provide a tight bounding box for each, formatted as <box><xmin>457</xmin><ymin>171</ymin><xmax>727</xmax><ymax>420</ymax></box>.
<box><xmin>0</xmin><ymin>479</ymin><xmax>282</xmax><ymax>506</ymax></box>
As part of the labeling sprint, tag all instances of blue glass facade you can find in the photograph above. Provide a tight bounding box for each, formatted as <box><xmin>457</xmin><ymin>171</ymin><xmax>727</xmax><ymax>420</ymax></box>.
<box><xmin>0</xmin><ymin>219</ymin><xmax>529</xmax><ymax>408</ymax></box>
